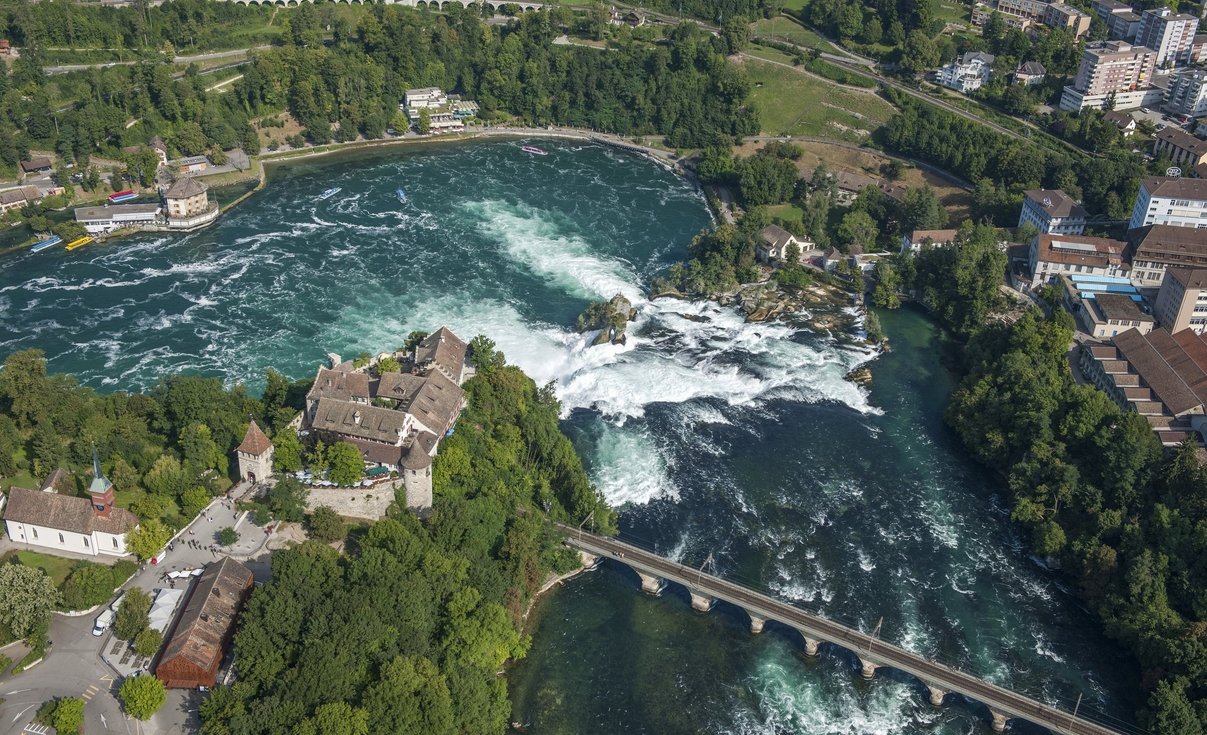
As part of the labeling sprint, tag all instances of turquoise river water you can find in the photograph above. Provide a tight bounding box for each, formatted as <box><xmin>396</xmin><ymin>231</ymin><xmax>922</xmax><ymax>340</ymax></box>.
<box><xmin>0</xmin><ymin>140</ymin><xmax>1137</xmax><ymax>734</ymax></box>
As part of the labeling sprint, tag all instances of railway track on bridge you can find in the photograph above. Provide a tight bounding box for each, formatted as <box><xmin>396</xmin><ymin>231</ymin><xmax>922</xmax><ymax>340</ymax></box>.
<box><xmin>555</xmin><ymin>523</ymin><xmax>1137</xmax><ymax>735</ymax></box>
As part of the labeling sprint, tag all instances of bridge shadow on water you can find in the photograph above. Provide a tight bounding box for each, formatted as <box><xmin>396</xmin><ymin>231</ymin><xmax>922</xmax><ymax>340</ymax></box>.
<box><xmin>594</xmin><ymin>558</ymin><xmax>1059</xmax><ymax>735</ymax></box>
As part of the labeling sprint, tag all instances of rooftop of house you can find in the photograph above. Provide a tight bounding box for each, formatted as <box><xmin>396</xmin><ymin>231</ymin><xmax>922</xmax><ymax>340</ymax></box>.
<box><xmin>174</xmin><ymin>156</ymin><xmax>209</xmax><ymax>166</ymax></box>
<box><xmin>1142</xmin><ymin>176</ymin><xmax>1207</xmax><ymax>200</ymax></box>
<box><xmin>1036</xmin><ymin>233</ymin><xmax>1127</xmax><ymax>268</ymax></box>
<box><xmin>958</xmin><ymin>51</ymin><xmax>995</xmax><ymax>65</ymax></box>
<box><xmin>414</xmin><ymin>327</ymin><xmax>467</xmax><ymax>382</ymax></box>
<box><xmin>834</xmin><ymin>171</ymin><xmax>879</xmax><ymax>193</ymax></box>
<box><xmin>3</xmin><ymin>485</ymin><xmax>137</xmax><ymax>536</ymax></box>
<box><xmin>1091</xmin><ymin>293</ymin><xmax>1152</xmax><ymax>323</ymax></box>
<box><xmin>1017</xmin><ymin>61</ymin><xmax>1047</xmax><ymax>75</ymax></box>
<box><xmin>907</xmin><ymin>228</ymin><xmax>960</xmax><ymax>243</ymax></box>
<box><xmin>165</xmin><ymin>177</ymin><xmax>208</xmax><ymax>199</ymax></box>
<box><xmin>1126</xmin><ymin>224</ymin><xmax>1207</xmax><ymax>259</ymax></box>
<box><xmin>1103</xmin><ymin>110</ymin><xmax>1135</xmax><ymax>128</ymax></box>
<box><xmin>1113</xmin><ymin>327</ymin><xmax>1207</xmax><ymax>415</ymax></box>
<box><xmin>20</xmin><ymin>157</ymin><xmax>52</xmax><ymax>172</ymax></box>
<box><xmin>311</xmin><ymin>398</ymin><xmax>411</xmax><ymax>445</ymax></box>
<box><xmin>73</xmin><ymin>203</ymin><xmax>162</xmax><ymax>220</ymax></box>
<box><xmin>157</xmin><ymin>558</ymin><xmax>253</xmax><ymax>677</ymax></box>
<box><xmin>1024</xmin><ymin>189</ymin><xmax>1089</xmax><ymax>219</ymax></box>
<box><xmin>1166</xmin><ymin>266</ymin><xmax>1207</xmax><ymax>289</ymax></box>
<box><xmin>1155</xmin><ymin>127</ymin><xmax>1207</xmax><ymax>155</ymax></box>
<box><xmin>759</xmin><ymin>224</ymin><xmax>798</xmax><ymax>249</ymax></box>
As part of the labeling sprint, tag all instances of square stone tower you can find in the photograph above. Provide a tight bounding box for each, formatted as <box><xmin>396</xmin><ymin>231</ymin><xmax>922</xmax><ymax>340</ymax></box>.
<box><xmin>236</xmin><ymin>420</ymin><xmax>274</xmax><ymax>484</ymax></box>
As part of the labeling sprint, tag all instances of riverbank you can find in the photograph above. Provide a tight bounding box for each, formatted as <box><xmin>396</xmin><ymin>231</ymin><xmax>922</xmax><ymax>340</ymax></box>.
<box><xmin>0</xmin><ymin>126</ymin><xmax>690</xmax><ymax>261</ymax></box>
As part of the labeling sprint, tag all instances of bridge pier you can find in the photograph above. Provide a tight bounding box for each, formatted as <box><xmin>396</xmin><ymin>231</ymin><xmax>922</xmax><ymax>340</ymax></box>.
<box><xmin>857</xmin><ymin>657</ymin><xmax>878</xmax><ymax>679</ymax></box>
<box><xmin>925</xmin><ymin>684</ymin><xmax>945</xmax><ymax>707</ymax></box>
<box><xmin>803</xmin><ymin>637</ymin><xmax>821</xmax><ymax>657</ymax></box>
<box><xmin>989</xmin><ymin>710</ymin><xmax>1009</xmax><ymax>732</ymax></box>
<box><xmin>748</xmin><ymin>615</ymin><xmax>765</xmax><ymax>634</ymax></box>
<box><xmin>689</xmin><ymin>591</ymin><xmax>715</xmax><ymax>613</ymax></box>
<box><xmin>637</xmin><ymin>571</ymin><xmax>664</xmax><ymax>595</ymax></box>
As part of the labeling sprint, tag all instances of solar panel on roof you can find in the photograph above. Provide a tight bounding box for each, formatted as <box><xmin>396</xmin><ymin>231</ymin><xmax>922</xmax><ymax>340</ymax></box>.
<box><xmin>1069</xmin><ymin>275</ymin><xmax>1133</xmax><ymax>285</ymax></box>
<box><xmin>1051</xmin><ymin>240</ymin><xmax>1100</xmax><ymax>253</ymax></box>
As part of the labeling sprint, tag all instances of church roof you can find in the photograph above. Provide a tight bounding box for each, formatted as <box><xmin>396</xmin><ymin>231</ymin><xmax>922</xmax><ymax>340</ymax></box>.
<box><xmin>236</xmin><ymin>420</ymin><xmax>272</xmax><ymax>456</ymax></box>
<box><xmin>3</xmin><ymin>486</ymin><xmax>137</xmax><ymax>535</ymax></box>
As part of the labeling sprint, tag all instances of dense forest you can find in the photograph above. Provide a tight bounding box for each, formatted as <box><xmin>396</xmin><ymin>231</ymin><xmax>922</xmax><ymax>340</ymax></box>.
<box><xmin>0</xmin><ymin>4</ymin><xmax>757</xmax><ymax>181</ymax></box>
<box><xmin>869</xmin><ymin>236</ymin><xmax>1207</xmax><ymax>732</ymax></box>
<box><xmin>200</xmin><ymin>338</ymin><xmax>612</xmax><ymax>735</ymax></box>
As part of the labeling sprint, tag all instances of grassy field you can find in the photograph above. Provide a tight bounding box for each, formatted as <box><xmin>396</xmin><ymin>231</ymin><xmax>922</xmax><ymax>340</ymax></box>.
<box><xmin>742</xmin><ymin>58</ymin><xmax>895</xmax><ymax>141</ymax></box>
<box><xmin>8</xmin><ymin>551</ymin><xmax>78</xmax><ymax>588</ymax></box>
<box><xmin>750</xmin><ymin>16</ymin><xmax>832</xmax><ymax>51</ymax></box>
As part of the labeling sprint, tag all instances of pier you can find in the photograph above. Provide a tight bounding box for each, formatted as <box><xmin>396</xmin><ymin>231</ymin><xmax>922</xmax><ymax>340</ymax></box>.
<box><xmin>557</xmin><ymin>522</ymin><xmax>1131</xmax><ymax>735</ymax></box>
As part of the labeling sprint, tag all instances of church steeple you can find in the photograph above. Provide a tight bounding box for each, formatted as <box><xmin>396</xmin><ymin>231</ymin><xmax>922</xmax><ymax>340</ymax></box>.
<box><xmin>88</xmin><ymin>445</ymin><xmax>114</xmax><ymax>518</ymax></box>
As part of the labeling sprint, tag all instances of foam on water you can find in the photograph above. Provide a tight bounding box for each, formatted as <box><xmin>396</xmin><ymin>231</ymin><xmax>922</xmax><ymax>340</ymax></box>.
<box><xmin>465</xmin><ymin>199</ymin><xmax>645</xmax><ymax>303</ymax></box>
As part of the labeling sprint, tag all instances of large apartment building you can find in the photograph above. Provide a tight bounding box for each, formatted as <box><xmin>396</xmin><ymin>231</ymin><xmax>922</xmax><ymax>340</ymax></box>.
<box><xmin>1152</xmin><ymin>128</ymin><xmax>1207</xmax><ymax>170</ymax></box>
<box><xmin>1154</xmin><ymin>266</ymin><xmax>1207</xmax><ymax>334</ymax></box>
<box><xmin>1128</xmin><ymin>176</ymin><xmax>1207</xmax><ymax>229</ymax></box>
<box><xmin>1028</xmin><ymin>233</ymin><xmax>1129</xmax><ymax>289</ymax></box>
<box><xmin>1060</xmin><ymin>41</ymin><xmax>1160</xmax><ymax>111</ymax></box>
<box><xmin>1135</xmin><ymin>7</ymin><xmax>1199</xmax><ymax>67</ymax></box>
<box><xmin>1018</xmin><ymin>189</ymin><xmax>1088</xmax><ymax>235</ymax></box>
<box><xmin>1125</xmin><ymin>224</ymin><xmax>1207</xmax><ymax>286</ymax></box>
<box><xmin>1092</xmin><ymin>0</ymin><xmax>1140</xmax><ymax>40</ymax></box>
<box><xmin>1164</xmin><ymin>67</ymin><xmax>1207</xmax><ymax>117</ymax></box>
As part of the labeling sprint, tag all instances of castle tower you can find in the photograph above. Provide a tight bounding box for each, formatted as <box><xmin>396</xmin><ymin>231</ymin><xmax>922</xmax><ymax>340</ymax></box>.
<box><xmin>236</xmin><ymin>420</ymin><xmax>275</xmax><ymax>484</ymax></box>
<box><xmin>89</xmin><ymin>448</ymin><xmax>115</xmax><ymax>518</ymax></box>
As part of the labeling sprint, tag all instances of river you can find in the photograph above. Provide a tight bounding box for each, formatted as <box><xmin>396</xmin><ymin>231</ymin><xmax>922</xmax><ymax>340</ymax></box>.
<box><xmin>0</xmin><ymin>139</ymin><xmax>1136</xmax><ymax>734</ymax></box>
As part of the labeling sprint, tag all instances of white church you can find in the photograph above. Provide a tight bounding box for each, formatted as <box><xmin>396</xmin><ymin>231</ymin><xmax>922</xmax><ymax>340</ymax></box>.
<box><xmin>3</xmin><ymin>453</ymin><xmax>139</xmax><ymax>557</ymax></box>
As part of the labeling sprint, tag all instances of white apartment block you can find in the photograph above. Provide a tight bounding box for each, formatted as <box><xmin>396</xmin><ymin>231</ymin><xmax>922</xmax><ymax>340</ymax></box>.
<box><xmin>1135</xmin><ymin>7</ymin><xmax>1199</xmax><ymax>67</ymax></box>
<box><xmin>1129</xmin><ymin>177</ymin><xmax>1207</xmax><ymax>229</ymax></box>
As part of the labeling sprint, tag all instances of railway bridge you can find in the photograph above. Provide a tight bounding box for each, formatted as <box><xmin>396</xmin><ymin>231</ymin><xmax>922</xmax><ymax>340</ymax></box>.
<box><xmin>558</xmin><ymin>523</ymin><xmax>1130</xmax><ymax>735</ymax></box>
<box><xmin>217</xmin><ymin>0</ymin><xmax>547</xmax><ymax>11</ymax></box>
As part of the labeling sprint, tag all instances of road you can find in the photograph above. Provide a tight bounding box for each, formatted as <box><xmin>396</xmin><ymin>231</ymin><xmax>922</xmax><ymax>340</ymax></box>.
<box><xmin>44</xmin><ymin>46</ymin><xmax>269</xmax><ymax>75</ymax></box>
<box><xmin>557</xmin><ymin>523</ymin><xmax>1136</xmax><ymax>735</ymax></box>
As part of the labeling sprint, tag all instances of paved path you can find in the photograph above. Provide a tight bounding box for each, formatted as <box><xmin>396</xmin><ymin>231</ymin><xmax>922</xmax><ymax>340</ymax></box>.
<box><xmin>559</xmin><ymin>523</ymin><xmax>1135</xmax><ymax>735</ymax></box>
<box><xmin>44</xmin><ymin>46</ymin><xmax>269</xmax><ymax>75</ymax></box>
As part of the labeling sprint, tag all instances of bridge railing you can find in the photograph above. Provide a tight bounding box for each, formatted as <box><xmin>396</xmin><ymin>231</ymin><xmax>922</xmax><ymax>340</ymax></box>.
<box><xmin>556</xmin><ymin>524</ymin><xmax>1147</xmax><ymax>735</ymax></box>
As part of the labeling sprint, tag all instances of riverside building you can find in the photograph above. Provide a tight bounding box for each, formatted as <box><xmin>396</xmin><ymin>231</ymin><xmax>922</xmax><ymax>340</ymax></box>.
<box><xmin>302</xmin><ymin>327</ymin><xmax>472</xmax><ymax>510</ymax></box>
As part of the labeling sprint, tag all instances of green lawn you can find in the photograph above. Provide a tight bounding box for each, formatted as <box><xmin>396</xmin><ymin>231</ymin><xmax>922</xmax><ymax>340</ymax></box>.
<box><xmin>766</xmin><ymin>203</ymin><xmax>804</xmax><ymax>229</ymax></box>
<box><xmin>750</xmin><ymin>16</ymin><xmax>832</xmax><ymax>51</ymax></box>
<box><xmin>743</xmin><ymin>58</ymin><xmax>896</xmax><ymax>141</ymax></box>
<box><xmin>8</xmin><ymin>551</ymin><xmax>77</xmax><ymax>588</ymax></box>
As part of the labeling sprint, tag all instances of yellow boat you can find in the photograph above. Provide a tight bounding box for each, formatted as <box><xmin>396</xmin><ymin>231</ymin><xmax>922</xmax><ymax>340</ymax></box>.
<box><xmin>65</xmin><ymin>236</ymin><xmax>94</xmax><ymax>252</ymax></box>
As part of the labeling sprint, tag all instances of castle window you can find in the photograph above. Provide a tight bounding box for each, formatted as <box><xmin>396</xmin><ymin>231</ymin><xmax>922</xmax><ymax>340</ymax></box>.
<box><xmin>83</xmin><ymin>538</ymin><xmax>89</xmax><ymax>548</ymax></box>
<box><xmin>113</xmin><ymin>537</ymin><xmax>119</xmax><ymax>549</ymax></box>
<box><xmin>59</xmin><ymin>533</ymin><xmax>65</xmax><ymax>543</ymax></box>
<box><xmin>32</xmin><ymin>528</ymin><xmax>38</xmax><ymax>539</ymax></box>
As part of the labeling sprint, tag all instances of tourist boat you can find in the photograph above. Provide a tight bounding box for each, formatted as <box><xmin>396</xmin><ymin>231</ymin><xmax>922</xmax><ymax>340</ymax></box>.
<box><xmin>396</xmin><ymin>187</ymin><xmax>407</xmax><ymax>203</ymax></box>
<box><xmin>29</xmin><ymin>235</ymin><xmax>62</xmax><ymax>253</ymax></box>
<box><xmin>317</xmin><ymin>187</ymin><xmax>342</xmax><ymax>200</ymax></box>
<box><xmin>108</xmin><ymin>190</ymin><xmax>137</xmax><ymax>203</ymax></box>
<box><xmin>65</xmin><ymin>236</ymin><xmax>95</xmax><ymax>251</ymax></box>
<box><xmin>520</xmin><ymin>145</ymin><xmax>547</xmax><ymax>156</ymax></box>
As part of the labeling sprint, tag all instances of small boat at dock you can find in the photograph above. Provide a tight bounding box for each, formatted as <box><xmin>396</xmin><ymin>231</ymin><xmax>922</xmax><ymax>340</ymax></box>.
<box><xmin>317</xmin><ymin>187</ymin><xmax>342</xmax><ymax>200</ymax></box>
<box><xmin>108</xmin><ymin>190</ymin><xmax>138</xmax><ymax>203</ymax></box>
<box><xmin>65</xmin><ymin>236</ymin><xmax>95</xmax><ymax>252</ymax></box>
<box><xmin>520</xmin><ymin>145</ymin><xmax>547</xmax><ymax>156</ymax></box>
<box><xmin>30</xmin><ymin>235</ymin><xmax>62</xmax><ymax>253</ymax></box>
<box><xmin>396</xmin><ymin>188</ymin><xmax>407</xmax><ymax>203</ymax></box>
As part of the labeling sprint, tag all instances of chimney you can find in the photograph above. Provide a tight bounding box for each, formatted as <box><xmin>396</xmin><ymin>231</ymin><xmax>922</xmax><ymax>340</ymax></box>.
<box><xmin>353</xmin><ymin>410</ymin><xmax>362</xmax><ymax>425</ymax></box>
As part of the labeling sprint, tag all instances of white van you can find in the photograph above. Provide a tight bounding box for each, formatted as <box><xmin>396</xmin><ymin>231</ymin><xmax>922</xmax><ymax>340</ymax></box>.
<box><xmin>92</xmin><ymin>609</ymin><xmax>115</xmax><ymax>636</ymax></box>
